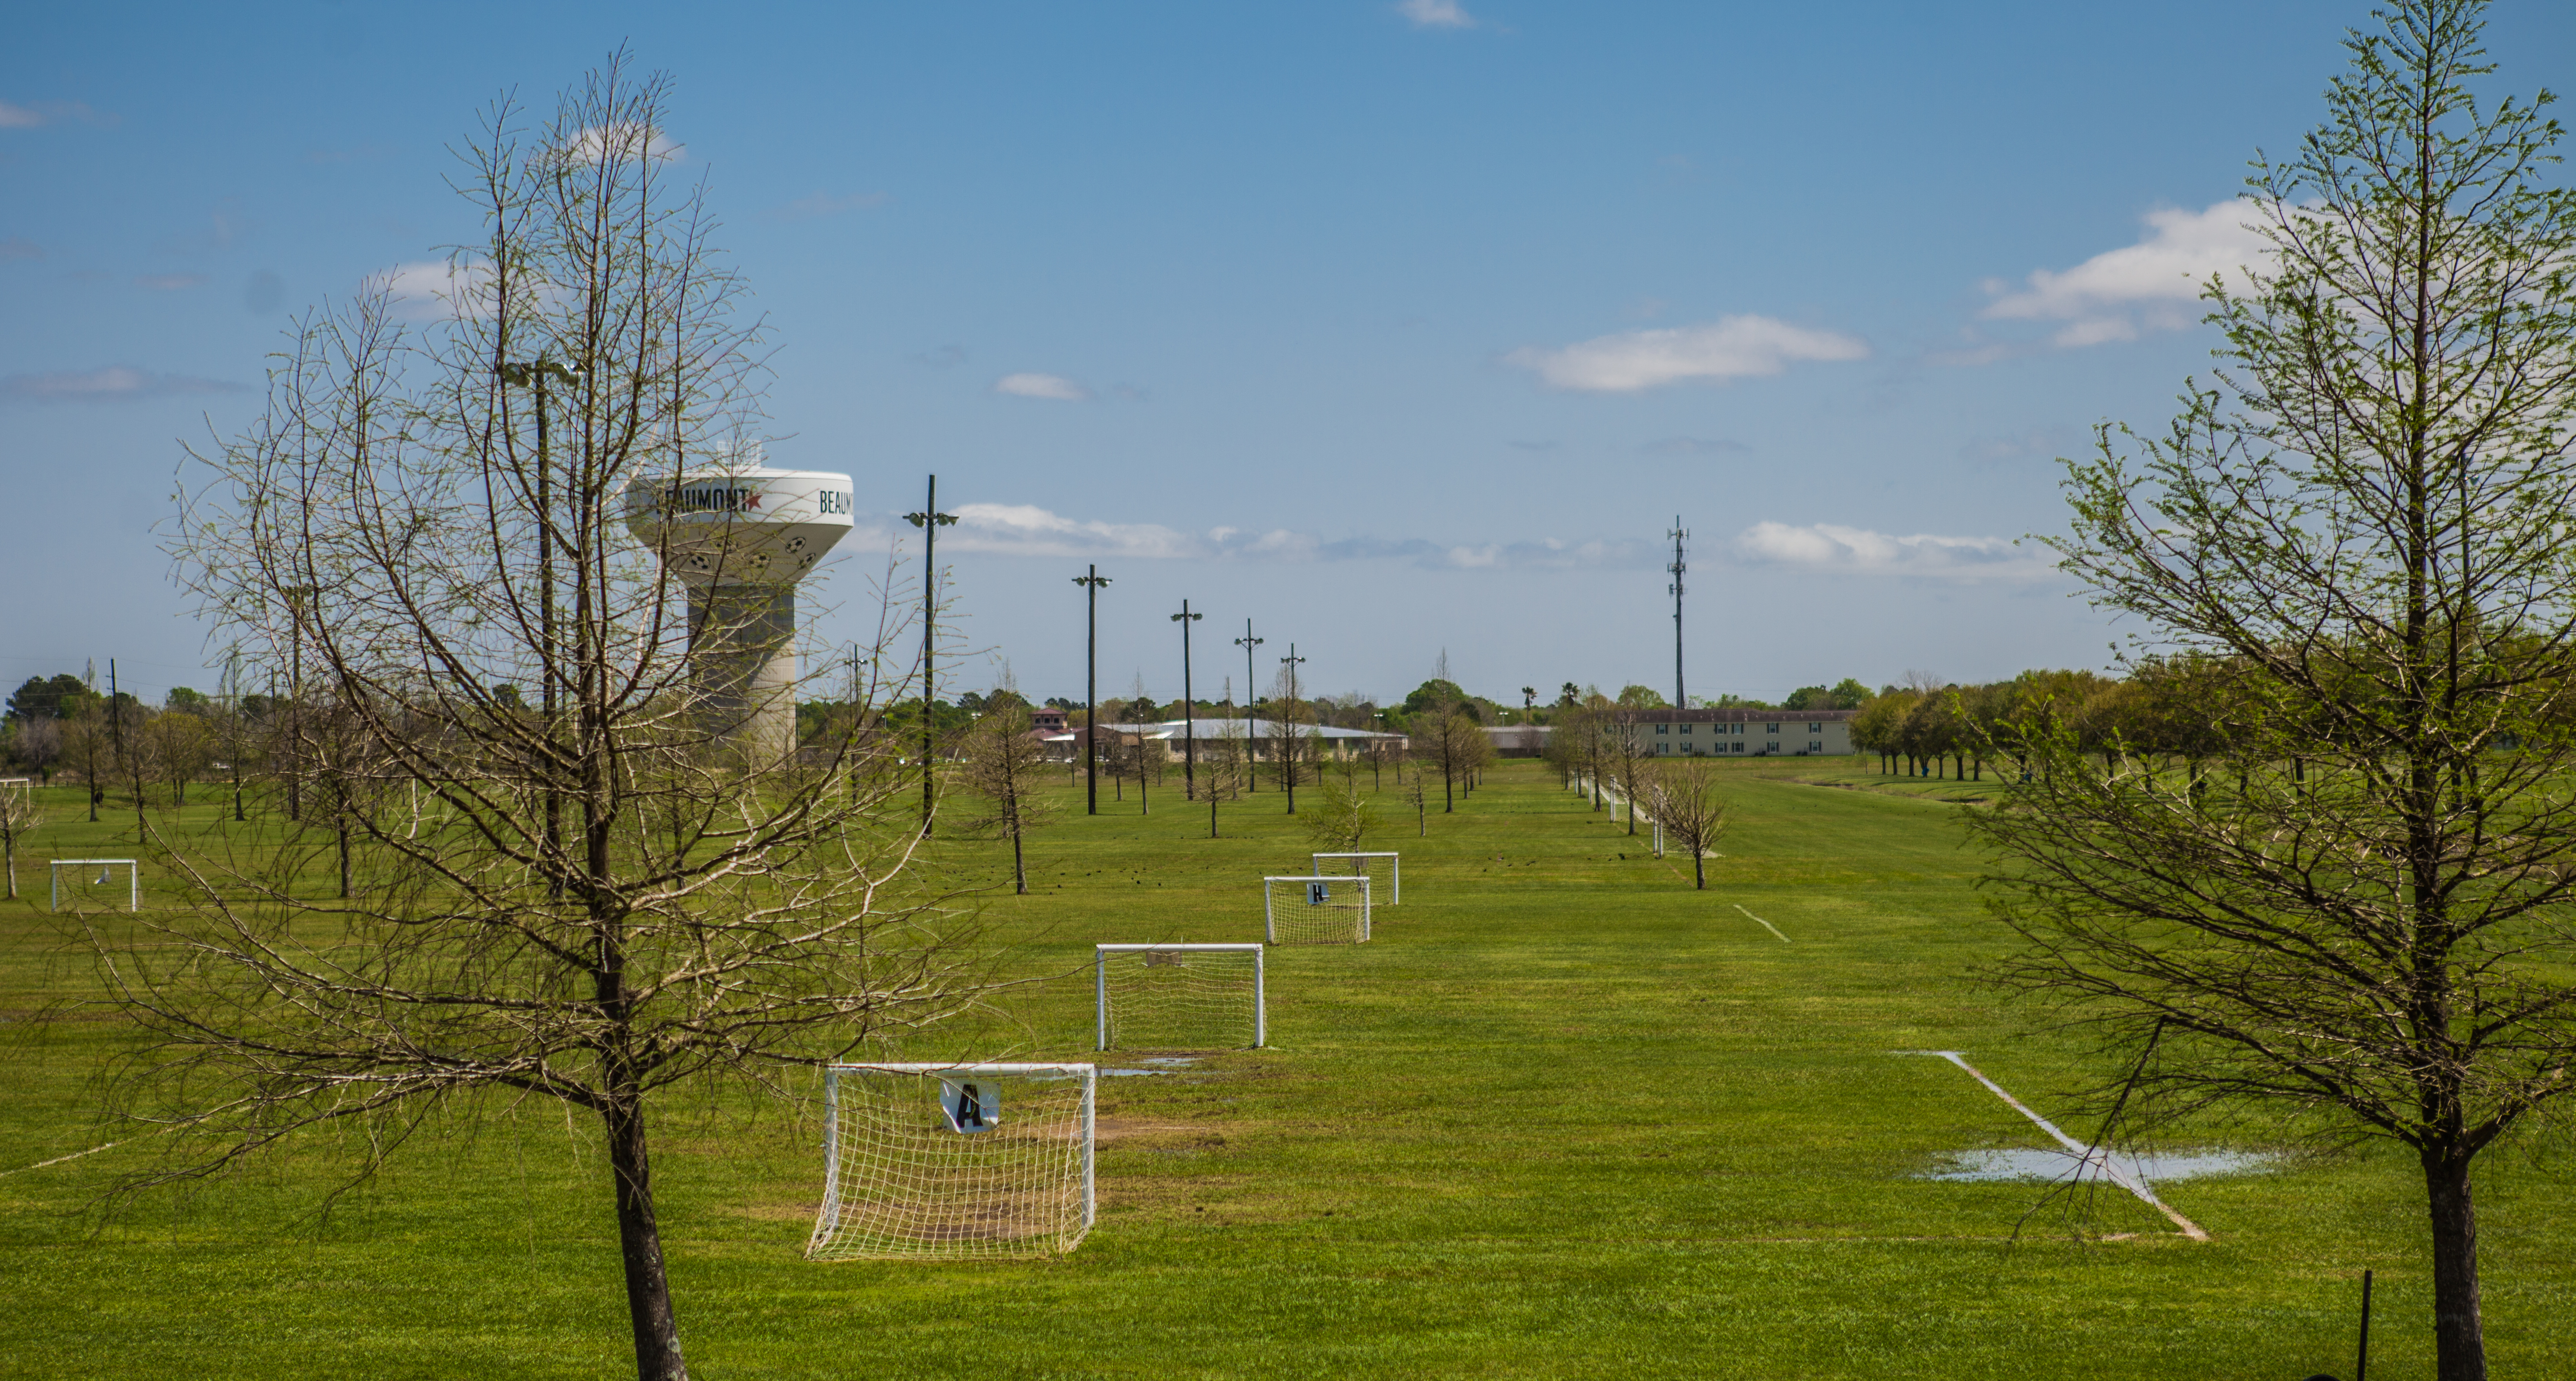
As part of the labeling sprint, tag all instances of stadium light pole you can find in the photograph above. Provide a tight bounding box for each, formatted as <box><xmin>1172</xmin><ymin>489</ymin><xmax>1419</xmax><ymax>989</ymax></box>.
<box><xmin>1278</xmin><ymin>643</ymin><xmax>1306</xmax><ymax>815</ymax></box>
<box><xmin>1233</xmin><ymin>620</ymin><xmax>1263</xmax><ymax>792</ymax></box>
<box><xmin>905</xmin><ymin>476</ymin><xmax>958</xmax><ymax>834</ymax></box>
<box><xmin>1073</xmin><ymin>565</ymin><xmax>1111</xmax><ymax>815</ymax></box>
<box><xmin>1170</xmin><ymin>600</ymin><xmax>1202</xmax><ymax>800</ymax></box>
<box><xmin>1667</xmin><ymin>517</ymin><xmax>1688</xmax><ymax>709</ymax></box>
<box><xmin>500</xmin><ymin>359</ymin><xmax>580</xmax><ymax>892</ymax></box>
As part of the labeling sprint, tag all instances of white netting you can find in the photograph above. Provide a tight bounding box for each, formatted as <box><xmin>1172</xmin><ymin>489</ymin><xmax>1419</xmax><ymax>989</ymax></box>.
<box><xmin>1311</xmin><ymin>851</ymin><xmax>1399</xmax><ymax>906</ymax></box>
<box><xmin>808</xmin><ymin>1064</ymin><xmax>1094</xmax><ymax>1261</ymax></box>
<box><xmin>1264</xmin><ymin>874</ymin><xmax>1370</xmax><ymax>945</ymax></box>
<box><xmin>1098</xmin><ymin>945</ymin><xmax>1263</xmax><ymax>1051</ymax></box>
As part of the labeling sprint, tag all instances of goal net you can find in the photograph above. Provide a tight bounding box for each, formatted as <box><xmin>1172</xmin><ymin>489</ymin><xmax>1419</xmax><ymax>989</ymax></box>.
<box><xmin>808</xmin><ymin>1063</ymin><xmax>1095</xmax><ymax>1261</ymax></box>
<box><xmin>1311</xmin><ymin>851</ymin><xmax>1399</xmax><ymax>906</ymax></box>
<box><xmin>1096</xmin><ymin>944</ymin><xmax>1265</xmax><ymax>1051</ymax></box>
<box><xmin>1263</xmin><ymin>874</ymin><xmax>1370</xmax><ymax>945</ymax></box>
<box><xmin>49</xmin><ymin>859</ymin><xmax>138</xmax><ymax>914</ymax></box>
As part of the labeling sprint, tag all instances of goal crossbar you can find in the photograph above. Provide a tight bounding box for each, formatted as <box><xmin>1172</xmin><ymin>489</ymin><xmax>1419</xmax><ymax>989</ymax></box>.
<box><xmin>1262</xmin><ymin>874</ymin><xmax>1371</xmax><ymax>945</ymax></box>
<box><xmin>50</xmin><ymin>859</ymin><xmax>139</xmax><ymax>914</ymax></box>
<box><xmin>1311</xmin><ymin>851</ymin><xmax>1400</xmax><ymax>905</ymax></box>
<box><xmin>1095</xmin><ymin>944</ymin><xmax>1265</xmax><ymax>1050</ymax></box>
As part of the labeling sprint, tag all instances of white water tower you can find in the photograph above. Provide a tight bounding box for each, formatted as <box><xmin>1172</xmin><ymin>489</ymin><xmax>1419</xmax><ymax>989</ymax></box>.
<box><xmin>624</xmin><ymin>446</ymin><xmax>855</xmax><ymax>761</ymax></box>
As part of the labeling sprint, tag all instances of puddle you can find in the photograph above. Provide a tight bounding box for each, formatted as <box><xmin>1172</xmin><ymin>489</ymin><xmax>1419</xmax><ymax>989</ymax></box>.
<box><xmin>1135</xmin><ymin>1056</ymin><xmax>1204</xmax><ymax>1067</ymax></box>
<box><xmin>1101</xmin><ymin>1068</ymin><xmax>1169</xmax><ymax>1078</ymax></box>
<box><xmin>1920</xmin><ymin>1148</ymin><xmax>2278</xmax><ymax>1184</ymax></box>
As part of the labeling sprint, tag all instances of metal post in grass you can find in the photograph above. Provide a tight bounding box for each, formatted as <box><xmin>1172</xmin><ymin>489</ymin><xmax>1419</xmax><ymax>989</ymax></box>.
<box><xmin>905</xmin><ymin>475</ymin><xmax>958</xmax><ymax>834</ymax></box>
<box><xmin>1072</xmin><ymin>565</ymin><xmax>1110</xmax><ymax>816</ymax></box>
<box><xmin>1233</xmin><ymin>619</ymin><xmax>1262</xmax><ymax>792</ymax></box>
<box><xmin>1170</xmin><ymin>599</ymin><xmax>1202</xmax><ymax>800</ymax></box>
<box><xmin>1278</xmin><ymin>643</ymin><xmax>1307</xmax><ymax>815</ymax></box>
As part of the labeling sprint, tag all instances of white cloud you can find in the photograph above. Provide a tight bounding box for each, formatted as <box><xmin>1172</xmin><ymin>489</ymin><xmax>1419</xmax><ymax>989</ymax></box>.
<box><xmin>994</xmin><ymin>372</ymin><xmax>1089</xmax><ymax>402</ymax></box>
<box><xmin>0</xmin><ymin>366</ymin><xmax>241</xmax><ymax>403</ymax></box>
<box><xmin>0</xmin><ymin>100</ymin><xmax>41</xmax><ymax>129</ymax></box>
<box><xmin>1982</xmin><ymin>199</ymin><xmax>2270</xmax><ymax>348</ymax></box>
<box><xmin>556</xmin><ymin>122</ymin><xmax>684</xmax><ymax>165</ymax></box>
<box><xmin>135</xmin><ymin>274</ymin><xmax>206</xmax><ymax>291</ymax></box>
<box><xmin>1509</xmin><ymin>315</ymin><xmax>1869</xmax><ymax>393</ymax></box>
<box><xmin>373</xmin><ymin>260</ymin><xmax>496</xmax><ymax>322</ymax></box>
<box><xmin>840</xmin><ymin>500</ymin><xmax>1659</xmax><ymax>572</ymax></box>
<box><xmin>1733</xmin><ymin>521</ymin><xmax>2053</xmax><ymax>581</ymax></box>
<box><xmin>1398</xmin><ymin>0</ymin><xmax>1475</xmax><ymax>28</ymax></box>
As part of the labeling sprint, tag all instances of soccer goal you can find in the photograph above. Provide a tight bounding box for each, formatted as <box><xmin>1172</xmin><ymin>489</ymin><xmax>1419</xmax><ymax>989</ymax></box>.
<box><xmin>1263</xmin><ymin>874</ymin><xmax>1370</xmax><ymax>945</ymax></box>
<box><xmin>1096</xmin><ymin>944</ymin><xmax>1265</xmax><ymax>1051</ymax></box>
<box><xmin>50</xmin><ymin>859</ymin><xmax>138</xmax><ymax>914</ymax></box>
<box><xmin>1311</xmin><ymin>851</ymin><xmax>1400</xmax><ymax>906</ymax></box>
<box><xmin>808</xmin><ymin>1062</ymin><xmax>1096</xmax><ymax>1262</ymax></box>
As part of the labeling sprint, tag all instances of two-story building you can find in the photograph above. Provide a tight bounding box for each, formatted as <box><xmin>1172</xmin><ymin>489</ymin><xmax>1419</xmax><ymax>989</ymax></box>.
<box><xmin>1619</xmin><ymin>708</ymin><xmax>1856</xmax><ymax>756</ymax></box>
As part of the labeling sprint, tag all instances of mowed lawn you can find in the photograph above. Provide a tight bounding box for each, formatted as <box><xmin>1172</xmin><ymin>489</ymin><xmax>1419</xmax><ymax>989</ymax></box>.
<box><xmin>6</xmin><ymin>759</ymin><xmax>2576</xmax><ymax>1378</ymax></box>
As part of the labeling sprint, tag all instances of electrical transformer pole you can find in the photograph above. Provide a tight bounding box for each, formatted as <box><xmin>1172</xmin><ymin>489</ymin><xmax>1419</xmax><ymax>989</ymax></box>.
<box><xmin>1073</xmin><ymin>565</ymin><xmax>1111</xmax><ymax>815</ymax></box>
<box><xmin>1171</xmin><ymin>600</ymin><xmax>1202</xmax><ymax>799</ymax></box>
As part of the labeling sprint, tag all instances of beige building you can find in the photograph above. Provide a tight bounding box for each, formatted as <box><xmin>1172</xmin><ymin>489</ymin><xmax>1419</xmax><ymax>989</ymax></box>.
<box><xmin>1623</xmin><ymin>708</ymin><xmax>1857</xmax><ymax>756</ymax></box>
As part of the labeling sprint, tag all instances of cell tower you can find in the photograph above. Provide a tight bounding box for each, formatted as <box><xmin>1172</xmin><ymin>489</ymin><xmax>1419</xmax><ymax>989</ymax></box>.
<box><xmin>624</xmin><ymin>444</ymin><xmax>855</xmax><ymax>763</ymax></box>
<box><xmin>1667</xmin><ymin>517</ymin><xmax>1688</xmax><ymax>709</ymax></box>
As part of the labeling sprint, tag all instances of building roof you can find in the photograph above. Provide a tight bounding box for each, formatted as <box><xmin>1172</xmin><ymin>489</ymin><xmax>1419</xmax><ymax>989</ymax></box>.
<box><xmin>1054</xmin><ymin>717</ymin><xmax>1403</xmax><ymax>742</ymax></box>
<box><xmin>1617</xmin><ymin>708</ymin><xmax>1859</xmax><ymax>724</ymax></box>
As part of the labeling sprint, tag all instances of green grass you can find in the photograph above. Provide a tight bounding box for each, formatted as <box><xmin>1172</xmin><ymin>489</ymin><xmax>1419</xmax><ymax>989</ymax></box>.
<box><xmin>4</xmin><ymin>759</ymin><xmax>2573</xmax><ymax>1378</ymax></box>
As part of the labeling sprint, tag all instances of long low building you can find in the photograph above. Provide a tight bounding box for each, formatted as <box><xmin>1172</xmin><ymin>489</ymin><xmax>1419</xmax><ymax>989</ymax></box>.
<box><xmin>1622</xmin><ymin>708</ymin><xmax>1857</xmax><ymax>756</ymax></box>
<box><xmin>1045</xmin><ymin>716</ymin><xmax>1407</xmax><ymax>762</ymax></box>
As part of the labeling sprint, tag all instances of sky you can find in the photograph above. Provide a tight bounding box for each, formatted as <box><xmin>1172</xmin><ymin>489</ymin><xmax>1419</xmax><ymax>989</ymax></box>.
<box><xmin>5</xmin><ymin>1</ymin><xmax>2571</xmax><ymax>710</ymax></box>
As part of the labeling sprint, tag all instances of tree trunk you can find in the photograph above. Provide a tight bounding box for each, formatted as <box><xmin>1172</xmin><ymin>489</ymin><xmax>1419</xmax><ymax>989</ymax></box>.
<box><xmin>2423</xmin><ymin>1146</ymin><xmax>2487</xmax><ymax>1381</ymax></box>
<box><xmin>1010</xmin><ymin>823</ymin><xmax>1026</xmax><ymax>895</ymax></box>
<box><xmin>605</xmin><ymin>1096</ymin><xmax>689</xmax><ymax>1381</ymax></box>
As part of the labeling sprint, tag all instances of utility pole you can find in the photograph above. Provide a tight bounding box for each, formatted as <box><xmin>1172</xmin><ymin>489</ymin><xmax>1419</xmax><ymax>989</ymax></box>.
<box><xmin>905</xmin><ymin>475</ymin><xmax>959</xmax><ymax>833</ymax></box>
<box><xmin>1278</xmin><ymin>643</ymin><xmax>1307</xmax><ymax>815</ymax></box>
<box><xmin>1667</xmin><ymin>517</ymin><xmax>1689</xmax><ymax>710</ymax></box>
<box><xmin>1233</xmin><ymin>620</ymin><xmax>1263</xmax><ymax>792</ymax></box>
<box><xmin>1073</xmin><ymin>565</ymin><xmax>1111</xmax><ymax>815</ymax></box>
<box><xmin>1170</xmin><ymin>600</ymin><xmax>1202</xmax><ymax>800</ymax></box>
<box><xmin>501</xmin><ymin>359</ymin><xmax>579</xmax><ymax>892</ymax></box>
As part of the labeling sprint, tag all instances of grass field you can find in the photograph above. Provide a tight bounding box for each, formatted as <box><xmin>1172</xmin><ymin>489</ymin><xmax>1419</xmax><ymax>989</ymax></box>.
<box><xmin>5</xmin><ymin>758</ymin><xmax>2575</xmax><ymax>1378</ymax></box>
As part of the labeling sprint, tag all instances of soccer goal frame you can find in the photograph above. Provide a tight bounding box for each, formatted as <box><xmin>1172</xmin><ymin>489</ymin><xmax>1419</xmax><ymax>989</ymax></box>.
<box><xmin>1096</xmin><ymin>943</ymin><xmax>1265</xmax><ymax>1051</ymax></box>
<box><xmin>50</xmin><ymin>859</ymin><xmax>138</xmax><ymax>914</ymax></box>
<box><xmin>1263</xmin><ymin>874</ymin><xmax>1370</xmax><ymax>945</ymax></box>
<box><xmin>809</xmin><ymin>1062</ymin><xmax>1096</xmax><ymax>1262</ymax></box>
<box><xmin>1310</xmin><ymin>851</ymin><xmax>1400</xmax><ymax>905</ymax></box>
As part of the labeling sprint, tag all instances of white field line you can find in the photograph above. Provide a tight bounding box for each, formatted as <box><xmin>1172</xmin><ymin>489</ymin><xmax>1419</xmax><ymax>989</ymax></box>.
<box><xmin>0</xmin><ymin>1139</ymin><xmax>124</xmax><ymax>1176</ymax></box>
<box><xmin>1897</xmin><ymin>1050</ymin><xmax>2210</xmax><ymax>1242</ymax></box>
<box><xmin>1732</xmin><ymin>904</ymin><xmax>1790</xmax><ymax>943</ymax></box>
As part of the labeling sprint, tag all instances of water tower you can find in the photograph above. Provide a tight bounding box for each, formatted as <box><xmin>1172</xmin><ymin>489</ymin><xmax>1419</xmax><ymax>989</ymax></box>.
<box><xmin>624</xmin><ymin>446</ymin><xmax>855</xmax><ymax>762</ymax></box>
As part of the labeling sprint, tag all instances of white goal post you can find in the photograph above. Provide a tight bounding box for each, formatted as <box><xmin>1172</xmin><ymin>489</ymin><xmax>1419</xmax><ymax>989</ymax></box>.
<box><xmin>809</xmin><ymin>1062</ymin><xmax>1096</xmax><ymax>1261</ymax></box>
<box><xmin>1096</xmin><ymin>944</ymin><xmax>1265</xmax><ymax>1051</ymax></box>
<box><xmin>1310</xmin><ymin>851</ymin><xmax>1400</xmax><ymax>905</ymax></box>
<box><xmin>50</xmin><ymin>859</ymin><xmax>139</xmax><ymax>914</ymax></box>
<box><xmin>1263</xmin><ymin>874</ymin><xmax>1370</xmax><ymax>945</ymax></box>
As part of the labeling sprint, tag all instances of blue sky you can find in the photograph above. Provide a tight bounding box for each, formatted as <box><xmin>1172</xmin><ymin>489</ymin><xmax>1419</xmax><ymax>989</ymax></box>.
<box><xmin>6</xmin><ymin>1</ymin><xmax>2569</xmax><ymax>707</ymax></box>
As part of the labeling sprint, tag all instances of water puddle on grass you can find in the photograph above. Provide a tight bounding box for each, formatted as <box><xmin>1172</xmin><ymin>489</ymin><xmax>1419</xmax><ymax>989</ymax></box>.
<box><xmin>1135</xmin><ymin>1056</ymin><xmax>1204</xmax><ymax>1067</ymax></box>
<box><xmin>1920</xmin><ymin>1147</ymin><xmax>2279</xmax><ymax>1185</ymax></box>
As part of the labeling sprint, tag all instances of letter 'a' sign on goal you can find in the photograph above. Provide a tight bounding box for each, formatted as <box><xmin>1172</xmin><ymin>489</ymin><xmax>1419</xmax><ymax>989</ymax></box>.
<box><xmin>940</xmin><ymin>1078</ymin><xmax>999</xmax><ymax>1134</ymax></box>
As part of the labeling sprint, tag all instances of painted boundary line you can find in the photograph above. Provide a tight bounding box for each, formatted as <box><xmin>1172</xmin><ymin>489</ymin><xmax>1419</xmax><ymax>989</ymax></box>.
<box><xmin>1733</xmin><ymin>904</ymin><xmax>1790</xmax><ymax>943</ymax></box>
<box><xmin>1896</xmin><ymin>1050</ymin><xmax>2210</xmax><ymax>1242</ymax></box>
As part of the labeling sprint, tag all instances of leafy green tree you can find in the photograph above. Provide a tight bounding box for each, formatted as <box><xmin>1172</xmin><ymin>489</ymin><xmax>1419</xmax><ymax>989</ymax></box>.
<box><xmin>1614</xmin><ymin>685</ymin><xmax>1666</xmax><ymax>709</ymax></box>
<box><xmin>1975</xmin><ymin>7</ymin><xmax>2576</xmax><ymax>1374</ymax></box>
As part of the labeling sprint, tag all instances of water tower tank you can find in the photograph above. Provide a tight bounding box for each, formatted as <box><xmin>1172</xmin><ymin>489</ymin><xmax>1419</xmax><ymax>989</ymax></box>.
<box><xmin>624</xmin><ymin>449</ymin><xmax>855</xmax><ymax>761</ymax></box>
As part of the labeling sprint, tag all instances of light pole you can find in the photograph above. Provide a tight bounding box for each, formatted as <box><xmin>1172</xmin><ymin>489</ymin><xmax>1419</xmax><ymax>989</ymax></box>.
<box><xmin>501</xmin><ymin>358</ymin><xmax>580</xmax><ymax>892</ymax></box>
<box><xmin>1233</xmin><ymin>620</ymin><xmax>1263</xmax><ymax>792</ymax></box>
<box><xmin>1667</xmin><ymin>517</ymin><xmax>1689</xmax><ymax>710</ymax></box>
<box><xmin>905</xmin><ymin>476</ymin><xmax>958</xmax><ymax>834</ymax></box>
<box><xmin>1073</xmin><ymin>565</ymin><xmax>1111</xmax><ymax>815</ymax></box>
<box><xmin>1171</xmin><ymin>600</ymin><xmax>1202</xmax><ymax>799</ymax></box>
<box><xmin>1278</xmin><ymin>643</ymin><xmax>1307</xmax><ymax>815</ymax></box>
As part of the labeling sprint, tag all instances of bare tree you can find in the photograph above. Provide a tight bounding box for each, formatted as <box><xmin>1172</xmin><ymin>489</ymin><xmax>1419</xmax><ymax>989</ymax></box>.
<box><xmin>135</xmin><ymin>57</ymin><xmax>984</xmax><ymax>1381</ymax></box>
<box><xmin>1643</xmin><ymin>759</ymin><xmax>1729</xmax><ymax>889</ymax></box>
<box><xmin>1973</xmin><ymin>7</ymin><xmax>2576</xmax><ymax>1376</ymax></box>
<box><xmin>11</xmin><ymin>716</ymin><xmax>63</xmax><ymax>787</ymax></box>
<box><xmin>953</xmin><ymin>703</ymin><xmax>1060</xmax><ymax>895</ymax></box>
<box><xmin>0</xmin><ymin>781</ymin><xmax>37</xmax><ymax>900</ymax></box>
<box><xmin>144</xmin><ymin>706</ymin><xmax>214</xmax><ymax>809</ymax></box>
<box><xmin>1301</xmin><ymin>765</ymin><xmax>1377</xmax><ymax>855</ymax></box>
<box><xmin>1605</xmin><ymin>706</ymin><xmax>1651</xmax><ymax>836</ymax></box>
<box><xmin>1198</xmin><ymin>721</ymin><xmax>1249</xmax><ymax>839</ymax></box>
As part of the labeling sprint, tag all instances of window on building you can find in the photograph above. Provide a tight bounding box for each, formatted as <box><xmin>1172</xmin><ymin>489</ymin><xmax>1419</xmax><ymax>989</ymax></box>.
<box><xmin>1657</xmin><ymin>742</ymin><xmax>1670</xmax><ymax>754</ymax></box>
<box><xmin>1811</xmin><ymin>739</ymin><xmax>1824</xmax><ymax>751</ymax></box>
<box><xmin>1656</xmin><ymin>723</ymin><xmax>1669</xmax><ymax>735</ymax></box>
<box><xmin>1766</xmin><ymin>723</ymin><xmax>1779</xmax><ymax>734</ymax></box>
<box><xmin>1680</xmin><ymin>723</ymin><xmax>1692</xmax><ymax>734</ymax></box>
<box><xmin>1808</xmin><ymin>722</ymin><xmax>1822</xmax><ymax>733</ymax></box>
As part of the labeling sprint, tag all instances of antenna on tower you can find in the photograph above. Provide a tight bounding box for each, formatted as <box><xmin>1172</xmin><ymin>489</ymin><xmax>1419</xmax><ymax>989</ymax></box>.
<box><xmin>1667</xmin><ymin>518</ymin><xmax>1688</xmax><ymax>709</ymax></box>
